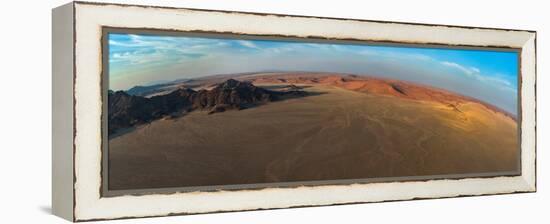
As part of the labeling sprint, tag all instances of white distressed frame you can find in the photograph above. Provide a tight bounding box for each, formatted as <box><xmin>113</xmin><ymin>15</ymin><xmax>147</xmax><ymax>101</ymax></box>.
<box><xmin>71</xmin><ymin>2</ymin><xmax>536</xmax><ymax>221</ymax></box>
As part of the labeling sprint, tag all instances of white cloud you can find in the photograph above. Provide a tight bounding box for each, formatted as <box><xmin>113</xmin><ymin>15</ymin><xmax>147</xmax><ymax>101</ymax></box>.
<box><xmin>358</xmin><ymin>50</ymin><xmax>435</xmax><ymax>62</ymax></box>
<box><xmin>477</xmin><ymin>75</ymin><xmax>513</xmax><ymax>87</ymax></box>
<box><xmin>109</xmin><ymin>34</ymin><xmax>234</xmax><ymax>66</ymax></box>
<box><xmin>238</xmin><ymin>40</ymin><xmax>260</xmax><ymax>49</ymax></box>
<box><xmin>441</xmin><ymin>61</ymin><xmax>480</xmax><ymax>76</ymax></box>
<box><xmin>440</xmin><ymin>61</ymin><xmax>516</xmax><ymax>93</ymax></box>
<box><xmin>109</xmin><ymin>40</ymin><xmax>135</xmax><ymax>47</ymax></box>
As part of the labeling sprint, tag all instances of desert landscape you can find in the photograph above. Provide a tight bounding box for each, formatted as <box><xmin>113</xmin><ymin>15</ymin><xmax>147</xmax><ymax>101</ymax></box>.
<box><xmin>107</xmin><ymin>72</ymin><xmax>519</xmax><ymax>190</ymax></box>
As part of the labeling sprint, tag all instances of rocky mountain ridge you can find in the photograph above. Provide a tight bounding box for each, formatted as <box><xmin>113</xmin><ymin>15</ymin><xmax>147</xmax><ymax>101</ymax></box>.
<box><xmin>108</xmin><ymin>79</ymin><xmax>306</xmax><ymax>135</ymax></box>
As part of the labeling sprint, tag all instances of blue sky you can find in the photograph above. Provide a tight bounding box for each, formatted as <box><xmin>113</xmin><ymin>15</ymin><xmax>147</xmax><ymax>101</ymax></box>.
<box><xmin>109</xmin><ymin>33</ymin><xmax>519</xmax><ymax>114</ymax></box>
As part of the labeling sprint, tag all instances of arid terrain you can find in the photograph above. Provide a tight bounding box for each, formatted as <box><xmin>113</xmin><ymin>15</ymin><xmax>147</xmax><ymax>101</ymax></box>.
<box><xmin>108</xmin><ymin>72</ymin><xmax>519</xmax><ymax>190</ymax></box>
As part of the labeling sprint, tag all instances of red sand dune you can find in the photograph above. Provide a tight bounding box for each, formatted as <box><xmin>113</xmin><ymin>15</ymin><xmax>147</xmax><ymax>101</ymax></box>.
<box><xmin>246</xmin><ymin>73</ymin><xmax>515</xmax><ymax>120</ymax></box>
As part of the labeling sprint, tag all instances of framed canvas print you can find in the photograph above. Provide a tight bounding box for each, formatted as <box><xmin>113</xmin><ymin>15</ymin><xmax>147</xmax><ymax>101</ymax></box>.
<box><xmin>52</xmin><ymin>1</ymin><xmax>537</xmax><ymax>222</ymax></box>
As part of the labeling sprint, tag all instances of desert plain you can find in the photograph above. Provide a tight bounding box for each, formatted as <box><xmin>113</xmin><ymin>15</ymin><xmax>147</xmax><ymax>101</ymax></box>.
<box><xmin>108</xmin><ymin>73</ymin><xmax>519</xmax><ymax>190</ymax></box>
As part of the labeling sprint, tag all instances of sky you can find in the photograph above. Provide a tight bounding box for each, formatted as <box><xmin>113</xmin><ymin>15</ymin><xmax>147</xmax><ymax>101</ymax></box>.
<box><xmin>108</xmin><ymin>33</ymin><xmax>519</xmax><ymax>115</ymax></box>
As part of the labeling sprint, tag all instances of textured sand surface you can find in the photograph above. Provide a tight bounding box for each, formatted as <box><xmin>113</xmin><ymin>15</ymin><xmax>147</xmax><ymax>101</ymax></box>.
<box><xmin>108</xmin><ymin>79</ymin><xmax>518</xmax><ymax>190</ymax></box>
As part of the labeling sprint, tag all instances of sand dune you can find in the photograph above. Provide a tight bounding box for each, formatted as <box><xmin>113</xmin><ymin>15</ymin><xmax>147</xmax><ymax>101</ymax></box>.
<box><xmin>108</xmin><ymin>73</ymin><xmax>519</xmax><ymax>190</ymax></box>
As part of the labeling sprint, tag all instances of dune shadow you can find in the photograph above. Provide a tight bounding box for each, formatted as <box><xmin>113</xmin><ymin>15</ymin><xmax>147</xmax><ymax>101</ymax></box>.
<box><xmin>274</xmin><ymin>90</ymin><xmax>327</xmax><ymax>100</ymax></box>
<box><xmin>237</xmin><ymin>90</ymin><xmax>328</xmax><ymax>111</ymax></box>
<box><xmin>259</xmin><ymin>84</ymin><xmax>314</xmax><ymax>90</ymax></box>
<box><xmin>109</xmin><ymin>126</ymin><xmax>138</xmax><ymax>140</ymax></box>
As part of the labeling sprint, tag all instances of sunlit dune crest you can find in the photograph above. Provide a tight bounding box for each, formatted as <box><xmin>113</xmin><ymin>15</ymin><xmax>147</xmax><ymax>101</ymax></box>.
<box><xmin>247</xmin><ymin>73</ymin><xmax>516</xmax><ymax>122</ymax></box>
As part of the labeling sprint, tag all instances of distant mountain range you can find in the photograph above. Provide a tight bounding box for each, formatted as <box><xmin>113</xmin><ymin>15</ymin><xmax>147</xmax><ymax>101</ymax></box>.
<box><xmin>108</xmin><ymin>79</ymin><xmax>306</xmax><ymax>135</ymax></box>
<box><xmin>126</xmin><ymin>83</ymin><xmax>173</xmax><ymax>96</ymax></box>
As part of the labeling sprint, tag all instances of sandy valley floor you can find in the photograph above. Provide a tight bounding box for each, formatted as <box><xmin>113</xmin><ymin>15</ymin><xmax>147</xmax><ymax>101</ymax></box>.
<box><xmin>108</xmin><ymin>82</ymin><xmax>518</xmax><ymax>190</ymax></box>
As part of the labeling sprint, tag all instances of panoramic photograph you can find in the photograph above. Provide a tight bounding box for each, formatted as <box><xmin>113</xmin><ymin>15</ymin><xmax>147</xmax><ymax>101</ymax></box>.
<box><xmin>106</xmin><ymin>32</ymin><xmax>520</xmax><ymax>191</ymax></box>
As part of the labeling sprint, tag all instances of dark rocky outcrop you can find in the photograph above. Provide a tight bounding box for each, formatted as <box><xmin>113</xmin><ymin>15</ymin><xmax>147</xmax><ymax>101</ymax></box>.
<box><xmin>190</xmin><ymin>79</ymin><xmax>275</xmax><ymax>110</ymax></box>
<box><xmin>390</xmin><ymin>84</ymin><xmax>407</xmax><ymax>95</ymax></box>
<box><xmin>108</xmin><ymin>91</ymin><xmax>157</xmax><ymax>135</ymax></box>
<box><xmin>108</xmin><ymin>79</ymin><xmax>306</xmax><ymax>135</ymax></box>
